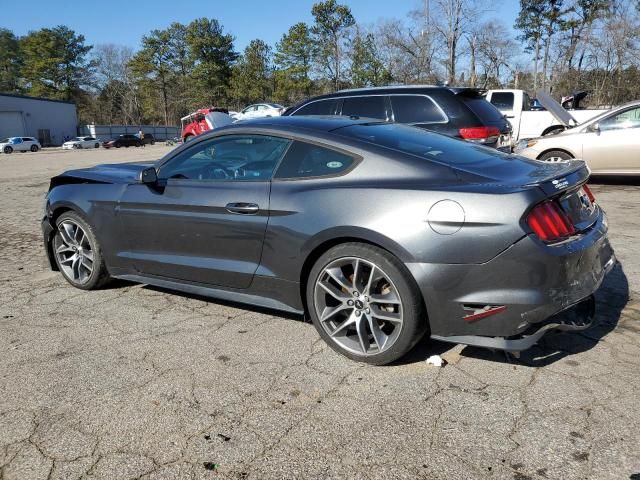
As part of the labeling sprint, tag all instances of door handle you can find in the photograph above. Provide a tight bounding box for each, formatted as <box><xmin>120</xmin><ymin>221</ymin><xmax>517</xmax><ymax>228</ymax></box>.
<box><xmin>225</xmin><ymin>202</ymin><xmax>259</xmax><ymax>214</ymax></box>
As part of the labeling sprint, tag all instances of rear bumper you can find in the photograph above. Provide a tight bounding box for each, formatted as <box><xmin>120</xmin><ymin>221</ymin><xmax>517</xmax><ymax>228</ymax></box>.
<box><xmin>408</xmin><ymin>208</ymin><xmax>615</xmax><ymax>350</ymax></box>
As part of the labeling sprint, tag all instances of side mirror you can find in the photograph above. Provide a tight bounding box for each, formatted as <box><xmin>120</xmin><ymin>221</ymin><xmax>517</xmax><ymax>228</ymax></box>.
<box><xmin>590</xmin><ymin>122</ymin><xmax>601</xmax><ymax>134</ymax></box>
<box><xmin>139</xmin><ymin>166</ymin><xmax>158</xmax><ymax>184</ymax></box>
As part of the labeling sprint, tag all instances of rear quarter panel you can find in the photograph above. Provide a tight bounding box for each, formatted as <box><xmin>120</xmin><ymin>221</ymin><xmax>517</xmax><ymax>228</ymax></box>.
<box><xmin>261</xmin><ymin>176</ymin><xmax>543</xmax><ymax>284</ymax></box>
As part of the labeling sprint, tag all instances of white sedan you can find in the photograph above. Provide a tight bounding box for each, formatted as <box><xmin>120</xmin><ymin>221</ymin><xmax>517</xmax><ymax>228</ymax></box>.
<box><xmin>62</xmin><ymin>136</ymin><xmax>101</xmax><ymax>149</ymax></box>
<box><xmin>235</xmin><ymin>103</ymin><xmax>285</xmax><ymax>120</ymax></box>
<box><xmin>0</xmin><ymin>136</ymin><xmax>41</xmax><ymax>154</ymax></box>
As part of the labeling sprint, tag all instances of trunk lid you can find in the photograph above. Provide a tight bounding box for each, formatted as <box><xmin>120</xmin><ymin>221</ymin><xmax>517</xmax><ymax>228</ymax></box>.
<box><xmin>454</xmin><ymin>156</ymin><xmax>598</xmax><ymax>230</ymax></box>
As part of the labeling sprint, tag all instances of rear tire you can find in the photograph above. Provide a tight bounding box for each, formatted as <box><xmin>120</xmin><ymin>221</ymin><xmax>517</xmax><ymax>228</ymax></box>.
<box><xmin>306</xmin><ymin>242</ymin><xmax>427</xmax><ymax>365</ymax></box>
<box><xmin>31</xmin><ymin>144</ymin><xmax>39</xmax><ymax>152</ymax></box>
<box><xmin>539</xmin><ymin>150</ymin><xmax>573</xmax><ymax>162</ymax></box>
<box><xmin>94</xmin><ymin>143</ymin><xmax>99</xmax><ymax>148</ymax></box>
<box><xmin>52</xmin><ymin>211</ymin><xmax>111</xmax><ymax>290</ymax></box>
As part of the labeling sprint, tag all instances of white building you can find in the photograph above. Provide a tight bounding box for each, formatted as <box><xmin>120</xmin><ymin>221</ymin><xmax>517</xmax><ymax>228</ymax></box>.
<box><xmin>0</xmin><ymin>94</ymin><xmax>78</xmax><ymax>146</ymax></box>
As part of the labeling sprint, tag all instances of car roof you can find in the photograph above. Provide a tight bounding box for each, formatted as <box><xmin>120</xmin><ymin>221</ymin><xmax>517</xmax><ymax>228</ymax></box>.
<box><xmin>310</xmin><ymin>85</ymin><xmax>484</xmax><ymax>98</ymax></box>
<box><xmin>230</xmin><ymin>115</ymin><xmax>378</xmax><ymax>132</ymax></box>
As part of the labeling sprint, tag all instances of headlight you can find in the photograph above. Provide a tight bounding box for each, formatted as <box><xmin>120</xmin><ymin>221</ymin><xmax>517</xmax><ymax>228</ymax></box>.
<box><xmin>515</xmin><ymin>139</ymin><xmax>537</xmax><ymax>152</ymax></box>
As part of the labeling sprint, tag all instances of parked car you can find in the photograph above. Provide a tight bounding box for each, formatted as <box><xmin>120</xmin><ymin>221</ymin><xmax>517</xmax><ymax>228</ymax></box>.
<box><xmin>181</xmin><ymin>107</ymin><xmax>230</xmax><ymax>142</ymax></box>
<box><xmin>42</xmin><ymin>116</ymin><xmax>614</xmax><ymax>365</ymax></box>
<box><xmin>284</xmin><ymin>86</ymin><xmax>512</xmax><ymax>151</ymax></box>
<box><xmin>62</xmin><ymin>136</ymin><xmax>101</xmax><ymax>149</ymax></box>
<box><xmin>485</xmin><ymin>89</ymin><xmax>609</xmax><ymax>142</ymax></box>
<box><xmin>515</xmin><ymin>100</ymin><xmax>640</xmax><ymax>175</ymax></box>
<box><xmin>102</xmin><ymin>134</ymin><xmax>142</xmax><ymax>149</ymax></box>
<box><xmin>142</xmin><ymin>133</ymin><xmax>155</xmax><ymax>145</ymax></box>
<box><xmin>0</xmin><ymin>137</ymin><xmax>41</xmax><ymax>154</ymax></box>
<box><xmin>236</xmin><ymin>103</ymin><xmax>285</xmax><ymax>120</ymax></box>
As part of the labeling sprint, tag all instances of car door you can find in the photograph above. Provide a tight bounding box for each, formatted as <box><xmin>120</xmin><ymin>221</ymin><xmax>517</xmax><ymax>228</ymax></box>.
<box><xmin>117</xmin><ymin>134</ymin><xmax>291</xmax><ymax>289</ymax></box>
<box><xmin>581</xmin><ymin>106</ymin><xmax>640</xmax><ymax>173</ymax></box>
<box><xmin>13</xmin><ymin>138</ymin><xmax>25</xmax><ymax>151</ymax></box>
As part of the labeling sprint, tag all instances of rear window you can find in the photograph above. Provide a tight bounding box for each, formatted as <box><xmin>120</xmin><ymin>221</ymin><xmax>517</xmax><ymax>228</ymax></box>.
<box><xmin>461</xmin><ymin>97</ymin><xmax>506</xmax><ymax>122</ymax></box>
<box><xmin>293</xmin><ymin>99</ymin><xmax>338</xmax><ymax>116</ymax></box>
<box><xmin>275</xmin><ymin>141</ymin><xmax>355</xmax><ymax>178</ymax></box>
<box><xmin>341</xmin><ymin>96</ymin><xmax>387</xmax><ymax>120</ymax></box>
<box><xmin>390</xmin><ymin>95</ymin><xmax>446</xmax><ymax>124</ymax></box>
<box><xmin>488</xmin><ymin>92</ymin><xmax>515</xmax><ymax>110</ymax></box>
<box><xmin>338</xmin><ymin>123</ymin><xmax>502</xmax><ymax>166</ymax></box>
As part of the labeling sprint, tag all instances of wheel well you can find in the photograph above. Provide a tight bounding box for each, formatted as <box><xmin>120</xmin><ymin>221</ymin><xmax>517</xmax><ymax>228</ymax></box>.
<box><xmin>298</xmin><ymin>237</ymin><xmax>428</xmax><ymax>325</ymax></box>
<box><xmin>541</xmin><ymin>125</ymin><xmax>566</xmax><ymax>136</ymax></box>
<box><xmin>537</xmin><ymin>148</ymin><xmax>574</xmax><ymax>160</ymax></box>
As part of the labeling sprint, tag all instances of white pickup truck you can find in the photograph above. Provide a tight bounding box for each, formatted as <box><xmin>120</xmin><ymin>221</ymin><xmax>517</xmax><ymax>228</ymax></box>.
<box><xmin>485</xmin><ymin>89</ymin><xmax>609</xmax><ymax>142</ymax></box>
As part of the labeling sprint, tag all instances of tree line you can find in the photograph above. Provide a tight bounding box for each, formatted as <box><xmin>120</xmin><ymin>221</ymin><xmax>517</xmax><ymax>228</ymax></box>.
<box><xmin>1</xmin><ymin>0</ymin><xmax>639</xmax><ymax>126</ymax></box>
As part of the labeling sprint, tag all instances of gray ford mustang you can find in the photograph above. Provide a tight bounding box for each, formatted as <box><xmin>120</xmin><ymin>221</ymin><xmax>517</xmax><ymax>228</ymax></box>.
<box><xmin>42</xmin><ymin>116</ymin><xmax>615</xmax><ymax>365</ymax></box>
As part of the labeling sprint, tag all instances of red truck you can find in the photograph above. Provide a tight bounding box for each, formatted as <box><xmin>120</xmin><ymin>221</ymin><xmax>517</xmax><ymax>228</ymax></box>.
<box><xmin>180</xmin><ymin>107</ymin><xmax>231</xmax><ymax>142</ymax></box>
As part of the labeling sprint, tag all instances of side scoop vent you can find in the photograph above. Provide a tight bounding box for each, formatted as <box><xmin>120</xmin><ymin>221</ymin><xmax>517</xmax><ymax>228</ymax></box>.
<box><xmin>462</xmin><ymin>304</ymin><xmax>507</xmax><ymax>322</ymax></box>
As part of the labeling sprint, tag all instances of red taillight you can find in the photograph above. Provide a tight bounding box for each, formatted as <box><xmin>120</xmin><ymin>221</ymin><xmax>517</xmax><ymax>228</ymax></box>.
<box><xmin>582</xmin><ymin>184</ymin><xmax>596</xmax><ymax>203</ymax></box>
<box><xmin>459</xmin><ymin>126</ymin><xmax>501</xmax><ymax>143</ymax></box>
<box><xmin>527</xmin><ymin>201</ymin><xmax>576</xmax><ymax>242</ymax></box>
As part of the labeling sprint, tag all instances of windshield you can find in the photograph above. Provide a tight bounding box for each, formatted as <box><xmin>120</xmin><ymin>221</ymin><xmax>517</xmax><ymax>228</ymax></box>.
<box><xmin>267</xmin><ymin>103</ymin><xmax>284</xmax><ymax>109</ymax></box>
<box><xmin>337</xmin><ymin>123</ymin><xmax>505</xmax><ymax>166</ymax></box>
<box><xmin>0</xmin><ymin>138</ymin><xmax>8</xmax><ymax>143</ymax></box>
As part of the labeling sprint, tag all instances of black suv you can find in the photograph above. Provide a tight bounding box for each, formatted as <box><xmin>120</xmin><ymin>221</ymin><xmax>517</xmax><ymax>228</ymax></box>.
<box><xmin>284</xmin><ymin>86</ymin><xmax>512</xmax><ymax>150</ymax></box>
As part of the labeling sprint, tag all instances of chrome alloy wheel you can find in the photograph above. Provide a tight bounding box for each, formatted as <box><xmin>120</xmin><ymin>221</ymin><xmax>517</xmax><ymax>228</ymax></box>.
<box><xmin>313</xmin><ymin>257</ymin><xmax>403</xmax><ymax>356</ymax></box>
<box><xmin>54</xmin><ymin>220</ymin><xmax>95</xmax><ymax>284</ymax></box>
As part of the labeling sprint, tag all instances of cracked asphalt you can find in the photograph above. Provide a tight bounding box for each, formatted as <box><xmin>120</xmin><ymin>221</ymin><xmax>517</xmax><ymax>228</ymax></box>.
<box><xmin>0</xmin><ymin>146</ymin><xmax>639</xmax><ymax>480</ymax></box>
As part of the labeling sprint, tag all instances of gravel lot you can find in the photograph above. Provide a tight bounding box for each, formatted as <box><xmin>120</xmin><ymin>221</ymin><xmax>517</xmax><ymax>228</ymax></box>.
<box><xmin>0</xmin><ymin>146</ymin><xmax>639</xmax><ymax>480</ymax></box>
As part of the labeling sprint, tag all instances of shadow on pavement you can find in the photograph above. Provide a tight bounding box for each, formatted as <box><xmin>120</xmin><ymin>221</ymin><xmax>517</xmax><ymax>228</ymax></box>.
<box><xmin>141</xmin><ymin>284</ymin><xmax>305</xmax><ymax>322</ymax></box>
<box><xmin>134</xmin><ymin>261</ymin><xmax>628</xmax><ymax>369</ymax></box>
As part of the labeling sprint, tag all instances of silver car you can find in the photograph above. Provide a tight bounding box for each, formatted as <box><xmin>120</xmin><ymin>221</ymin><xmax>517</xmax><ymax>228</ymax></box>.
<box><xmin>515</xmin><ymin>100</ymin><xmax>640</xmax><ymax>175</ymax></box>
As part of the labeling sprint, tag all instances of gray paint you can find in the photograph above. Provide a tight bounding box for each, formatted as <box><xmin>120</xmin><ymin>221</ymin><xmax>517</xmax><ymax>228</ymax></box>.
<box><xmin>0</xmin><ymin>94</ymin><xmax>77</xmax><ymax>145</ymax></box>
<box><xmin>41</xmin><ymin>116</ymin><xmax>614</xmax><ymax>352</ymax></box>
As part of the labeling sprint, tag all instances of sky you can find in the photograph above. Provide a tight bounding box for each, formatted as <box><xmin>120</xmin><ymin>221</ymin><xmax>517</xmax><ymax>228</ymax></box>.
<box><xmin>1</xmin><ymin>0</ymin><xmax>522</xmax><ymax>52</ymax></box>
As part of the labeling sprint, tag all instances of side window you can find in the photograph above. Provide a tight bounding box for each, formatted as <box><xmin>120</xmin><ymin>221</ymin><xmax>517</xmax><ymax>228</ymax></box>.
<box><xmin>341</xmin><ymin>96</ymin><xmax>387</xmax><ymax>120</ymax></box>
<box><xmin>22</xmin><ymin>137</ymin><xmax>32</xmax><ymax>141</ymax></box>
<box><xmin>293</xmin><ymin>99</ymin><xmax>338</xmax><ymax>116</ymax></box>
<box><xmin>275</xmin><ymin>141</ymin><xmax>355</xmax><ymax>179</ymax></box>
<box><xmin>488</xmin><ymin>92</ymin><xmax>515</xmax><ymax>110</ymax></box>
<box><xmin>159</xmin><ymin>135</ymin><xmax>291</xmax><ymax>182</ymax></box>
<box><xmin>599</xmin><ymin>107</ymin><xmax>640</xmax><ymax>131</ymax></box>
<box><xmin>390</xmin><ymin>95</ymin><xmax>446</xmax><ymax>124</ymax></box>
<box><xmin>522</xmin><ymin>92</ymin><xmax>531</xmax><ymax>111</ymax></box>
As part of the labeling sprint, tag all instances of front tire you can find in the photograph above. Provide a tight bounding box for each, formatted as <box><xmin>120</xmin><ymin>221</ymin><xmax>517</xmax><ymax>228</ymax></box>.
<box><xmin>539</xmin><ymin>150</ymin><xmax>573</xmax><ymax>162</ymax></box>
<box><xmin>52</xmin><ymin>212</ymin><xmax>111</xmax><ymax>290</ymax></box>
<box><xmin>306</xmin><ymin>243</ymin><xmax>426</xmax><ymax>365</ymax></box>
<box><xmin>4</xmin><ymin>146</ymin><xmax>13</xmax><ymax>154</ymax></box>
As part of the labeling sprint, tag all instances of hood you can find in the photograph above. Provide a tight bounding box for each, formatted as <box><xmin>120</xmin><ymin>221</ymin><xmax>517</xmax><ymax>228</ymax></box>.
<box><xmin>536</xmin><ymin>91</ymin><xmax>579</xmax><ymax>127</ymax></box>
<box><xmin>60</xmin><ymin>162</ymin><xmax>154</xmax><ymax>183</ymax></box>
